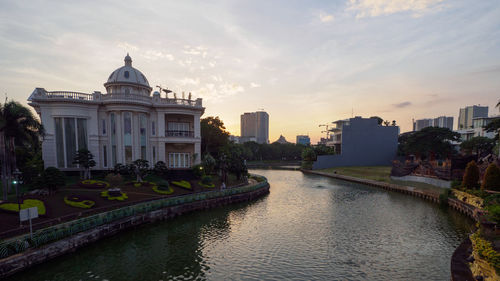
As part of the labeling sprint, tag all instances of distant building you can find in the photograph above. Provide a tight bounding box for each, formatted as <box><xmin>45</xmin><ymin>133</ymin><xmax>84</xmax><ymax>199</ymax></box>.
<box><xmin>274</xmin><ymin>135</ymin><xmax>290</xmax><ymax>144</ymax></box>
<box><xmin>296</xmin><ymin>135</ymin><xmax>310</xmax><ymax>146</ymax></box>
<box><xmin>329</xmin><ymin>119</ymin><xmax>349</xmax><ymax>153</ymax></box>
<box><xmin>240</xmin><ymin>111</ymin><xmax>269</xmax><ymax>144</ymax></box>
<box><xmin>312</xmin><ymin>117</ymin><xmax>398</xmax><ymax>169</ymax></box>
<box><xmin>456</xmin><ymin>116</ymin><xmax>498</xmax><ymax>141</ymax></box>
<box><xmin>229</xmin><ymin>135</ymin><xmax>241</xmax><ymax>144</ymax></box>
<box><xmin>458</xmin><ymin>105</ymin><xmax>488</xmax><ymax>130</ymax></box>
<box><xmin>413</xmin><ymin>116</ymin><xmax>453</xmax><ymax>131</ymax></box>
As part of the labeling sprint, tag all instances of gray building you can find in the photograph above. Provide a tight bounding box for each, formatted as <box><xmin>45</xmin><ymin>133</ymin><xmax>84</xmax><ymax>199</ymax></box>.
<box><xmin>413</xmin><ymin>116</ymin><xmax>453</xmax><ymax>131</ymax></box>
<box><xmin>296</xmin><ymin>135</ymin><xmax>310</xmax><ymax>146</ymax></box>
<box><xmin>458</xmin><ymin>105</ymin><xmax>488</xmax><ymax>130</ymax></box>
<box><xmin>240</xmin><ymin>111</ymin><xmax>269</xmax><ymax>144</ymax></box>
<box><xmin>312</xmin><ymin>117</ymin><xmax>398</xmax><ymax>169</ymax></box>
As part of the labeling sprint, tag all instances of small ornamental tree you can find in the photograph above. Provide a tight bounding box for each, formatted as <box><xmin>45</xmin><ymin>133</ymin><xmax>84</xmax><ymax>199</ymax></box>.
<box><xmin>462</xmin><ymin>160</ymin><xmax>480</xmax><ymax>190</ymax></box>
<box><xmin>202</xmin><ymin>153</ymin><xmax>216</xmax><ymax>175</ymax></box>
<box><xmin>482</xmin><ymin>163</ymin><xmax>500</xmax><ymax>191</ymax></box>
<box><xmin>39</xmin><ymin>167</ymin><xmax>65</xmax><ymax>193</ymax></box>
<box><xmin>153</xmin><ymin>161</ymin><xmax>168</xmax><ymax>176</ymax></box>
<box><xmin>72</xmin><ymin>149</ymin><xmax>96</xmax><ymax>180</ymax></box>
<box><xmin>132</xmin><ymin>159</ymin><xmax>149</xmax><ymax>182</ymax></box>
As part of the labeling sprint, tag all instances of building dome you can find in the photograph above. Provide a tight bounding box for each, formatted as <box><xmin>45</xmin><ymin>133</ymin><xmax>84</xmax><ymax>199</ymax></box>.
<box><xmin>104</xmin><ymin>54</ymin><xmax>152</xmax><ymax>92</ymax></box>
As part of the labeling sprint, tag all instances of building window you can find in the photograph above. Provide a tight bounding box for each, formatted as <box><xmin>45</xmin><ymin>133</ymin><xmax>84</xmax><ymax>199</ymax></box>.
<box><xmin>111</xmin><ymin>113</ymin><xmax>117</xmax><ymax>166</ymax></box>
<box><xmin>167</xmin><ymin>122</ymin><xmax>192</xmax><ymax>137</ymax></box>
<box><xmin>54</xmin><ymin>117</ymin><xmax>88</xmax><ymax>168</ymax></box>
<box><xmin>152</xmin><ymin>146</ymin><xmax>156</xmax><ymax>164</ymax></box>
<box><xmin>124</xmin><ymin>112</ymin><xmax>132</xmax><ymax>163</ymax></box>
<box><xmin>102</xmin><ymin>119</ymin><xmax>106</xmax><ymax>135</ymax></box>
<box><xmin>55</xmin><ymin>117</ymin><xmax>65</xmax><ymax>168</ymax></box>
<box><xmin>103</xmin><ymin>145</ymin><xmax>108</xmax><ymax>167</ymax></box>
<box><xmin>168</xmin><ymin>153</ymin><xmax>190</xmax><ymax>168</ymax></box>
<box><xmin>140</xmin><ymin>114</ymin><xmax>147</xmax><ymax>160</ymax></box>
<box><xmin>152</xmin><ymin>121</ymin><xmax>156</xmax><ymax>136</ymax></box>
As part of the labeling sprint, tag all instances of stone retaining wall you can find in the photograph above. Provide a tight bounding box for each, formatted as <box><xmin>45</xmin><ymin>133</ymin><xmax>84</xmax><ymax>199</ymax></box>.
<box><xmin>0</xmin><ymin>183</ymin><xmax>270</xmax><ymax>278</ymax></box>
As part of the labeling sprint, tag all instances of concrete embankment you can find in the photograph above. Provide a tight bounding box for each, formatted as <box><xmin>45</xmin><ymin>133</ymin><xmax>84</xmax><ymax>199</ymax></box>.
<box><xmin>0</xmin><ymin>182</ymin><xmax>270</xmax><ymax>278</ymax></box>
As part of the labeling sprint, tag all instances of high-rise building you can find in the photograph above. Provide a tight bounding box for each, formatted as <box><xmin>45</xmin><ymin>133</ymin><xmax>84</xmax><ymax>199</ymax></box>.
<box><xmin>296</xmin><ymin>135</ymin><xmax>310</xmax><ymax>146</ymax></box>
<box><xmin>458</xmin><ymin>105</ymin><xmax>488</xmax><ymax>130</ymax></box>
<box><xmin>240</xmin><ymin>111</ymin><xmax>269</xmax><ymax>144</ymax></box>
<box><xmin>433</xmin><ymin>116</ymin><xmax>454</xmax><ymax>130</ymax></box>
<box><xmin>413</xmin><ymin>116</ymin><xmax>453</xmax><ymax>131</ymax></box>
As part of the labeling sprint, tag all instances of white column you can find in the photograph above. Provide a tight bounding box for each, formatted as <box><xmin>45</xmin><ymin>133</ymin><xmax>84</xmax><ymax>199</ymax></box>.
<box><xmin>158</xmin><ymin>142</ymin><xmax>166</xmax><ymax>162</ymax></box>
<box><xmin>115</xmin><ymin>112</ymin><xmax>123</xmax><ymax>164</ymax></box>
<box><xmin>194</xmin><ymin>142</ymin><xmax>201</xmax><ymax>164</ymax></box>
<box><xmin>158</xmin><ymin>111</ymin><xmax>165</xmax><ymax>137</ymax></box>
<box><xmin>194</xmin><ymin>113</ymin><xmax>201</xmax><ymax>138</ymax></box>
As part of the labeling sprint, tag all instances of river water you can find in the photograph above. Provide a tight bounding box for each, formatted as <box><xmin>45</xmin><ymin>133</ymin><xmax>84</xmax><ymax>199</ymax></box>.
<box><xmin>8</xmin><ymin>170</ymin><xmax>473</xmax><ymax>281</ymax></box>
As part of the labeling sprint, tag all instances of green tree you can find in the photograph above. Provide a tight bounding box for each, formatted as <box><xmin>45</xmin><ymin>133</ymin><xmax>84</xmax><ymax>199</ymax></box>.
<box><xmin>460</xmin><ymin>136</ymin><xmax>496</xmax><ymax>159</ymax></box>
<box><xmin>0</xmin><ymin>100</ymin><xmax>44</xmax><ymax>200</ymax></box>
<box><xmin>482</xmin><ymin>163</ymin><xmax>500</xmax><ymax>191</ymax></box>
<box><xmin>370</xmin><ymin>116</ymin><xmax>383</xmax><ymax>125</ymax></box>
<box><xmin>72</xmin><ymin>148</ymin><xmax>96</xmax><ymax>180</ymax></box>
<box><xmin>37</xmin><ymin>167</ymin><xmax>65</xmax><ymax>193</ymax></box>
<box><xmin>462</xmin><ymin>160</ymin><xmax>480</xmax><ymax>189</ymax></box>
<box><xmin>201</xmin><ymin>116</ymin><xmax>229</xmax><ymax>157</ymax></box>
<box><xmin>398</xmin><ymin>127</ymin><xmax>460</xmax><ymax>159</ymax></box>
<box><xmin>202</xmin><ymin>153</ymin><xmax>216</xmax><ymax>175</ymax></box>
<box><xmin>132</xmin><ymin>159</ymin><xmax>149</xmax><ymax>182</ymax></box>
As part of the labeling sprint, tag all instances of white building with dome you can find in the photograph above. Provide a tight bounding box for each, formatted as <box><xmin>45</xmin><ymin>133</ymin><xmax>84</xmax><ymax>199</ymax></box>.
<box><xmin>28</xmin><ymin>54</ymin><xmax>204</xmax><ymax>170</ymax></box>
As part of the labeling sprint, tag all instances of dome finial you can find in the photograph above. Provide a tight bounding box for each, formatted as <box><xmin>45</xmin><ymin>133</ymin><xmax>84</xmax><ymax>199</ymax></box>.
<box><xmin>124</xmin><ymin>53</ymin><xmax>132</xmax><ymax>66</ymax></box>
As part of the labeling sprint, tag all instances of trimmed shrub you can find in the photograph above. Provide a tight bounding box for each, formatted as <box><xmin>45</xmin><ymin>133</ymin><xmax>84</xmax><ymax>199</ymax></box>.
<box><xmin>471</xmin><ymin>230</ymin><xmax>500</xmax><ymax>274</ymax></box>
<box><xmin>64</xmin><ymin>195</ymin><xmax>95</xmax><ymax>209</ymax></box>
<box><xmin>482</xmin><ymin>163</ymin><xmax>500</xmax><ymax>191</ymax></box>
<box><xmin>172</xmin><ymin>180</ymin><xmax>192</xmax><ymax>189</ymax></box>
<box><xmin>105</xmin><ymin>173</ymin><xmax>123</xmax><ymax>188</ymax></box>
<box><xmin>199</xmin><ymin>175</ymin><xmax>215</xmax><ymax>188</ymax></box>
<box><xmin>0</xmin><ymin>199</ymin><xmax>46</xmax><ymax>215</ymax></box>
<box><xmin>152</xmin><ymin>184</ymin><xmax>174</xmax><ymax>195</ymax></box>
<box><xmin>462</xmin><ymin>160</ymin><xmax>480</xmax><ymax>189</ymax></box>
<box><xmin>79</xmin><ymin>179</ymin><xmax>110</xmax><ymax>189</ymax></box>
<box><xmin>486</xmin><ymin>204</ymin><xmax>500</xmax><ymax>224</ymax></box>
<box><xmin>153</xmin><ymin>161</ymin><xmax>168</xmax><ymax>176</ymax></box>
<box><xmin>101</xmin><ymin>189</ymin><xmax>128</xmax><ymax>201</ymax></box>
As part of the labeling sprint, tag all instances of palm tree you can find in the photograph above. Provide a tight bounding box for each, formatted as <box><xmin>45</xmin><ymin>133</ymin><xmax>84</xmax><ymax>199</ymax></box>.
<box><xmin>0</xmin><ymin>100</ymin><xmax>43</xmax><ymax>200</ymax></box>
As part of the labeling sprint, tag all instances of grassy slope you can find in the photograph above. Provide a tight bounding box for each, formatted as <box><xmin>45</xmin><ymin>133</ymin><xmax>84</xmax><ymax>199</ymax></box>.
<box><xmin>319</xmin><ymin>166</ymin><xmax>445</xmax><ymax>194</ymax></box>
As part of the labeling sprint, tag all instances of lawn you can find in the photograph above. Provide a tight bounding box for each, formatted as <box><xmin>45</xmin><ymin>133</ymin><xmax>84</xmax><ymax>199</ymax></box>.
<box><xmin>0</xmin><ymin>173</ymin><xmax>247</xmax><ymax>238</ymax></box>
<box><xmin>319</xmin><ymin>166</ymin><xmax>446</xmax><ymax>194</ymax></box>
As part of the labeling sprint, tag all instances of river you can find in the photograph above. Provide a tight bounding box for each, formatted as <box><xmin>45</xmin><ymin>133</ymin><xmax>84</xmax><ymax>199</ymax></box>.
<box><xmin>8</xmin><ymin>170</ymin><xmax>473</xmax><ymax>281</ymax></box>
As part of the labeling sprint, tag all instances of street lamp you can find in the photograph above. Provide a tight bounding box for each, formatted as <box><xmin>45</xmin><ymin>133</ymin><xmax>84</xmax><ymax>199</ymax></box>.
<box><xmin>12</xmin><ymin>169</ymin><xmax>22</xmax><ymax>216</ymax></box>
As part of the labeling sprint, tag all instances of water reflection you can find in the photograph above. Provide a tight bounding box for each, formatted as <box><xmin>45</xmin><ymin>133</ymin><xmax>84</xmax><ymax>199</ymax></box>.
<box><xmin>8</xmin><ymin>170</ymin><xmax>472</xmax><ymax>281</ymax></box>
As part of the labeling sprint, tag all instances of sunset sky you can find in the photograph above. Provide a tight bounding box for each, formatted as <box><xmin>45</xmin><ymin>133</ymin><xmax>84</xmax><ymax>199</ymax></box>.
<box><xmin>1</xmin><ymin>0</ymin><xmax>499</xmax><ymax>143</ymax></box>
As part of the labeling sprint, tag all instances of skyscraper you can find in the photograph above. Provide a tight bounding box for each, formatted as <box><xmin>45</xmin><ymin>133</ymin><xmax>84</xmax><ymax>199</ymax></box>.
<box><xmin>458</xmin><ymin>105</ymin><xmax>488</xmax><ymax>129</ymax></box>
<box><xmin>240</xmin><ymin>111</ymin><xmax>269</xmax><ymax>144</ymax></box>
<box><xmin>413</xmin><ymin>116</ymin><xmax>454</xmax><ymax>131</ymax></box>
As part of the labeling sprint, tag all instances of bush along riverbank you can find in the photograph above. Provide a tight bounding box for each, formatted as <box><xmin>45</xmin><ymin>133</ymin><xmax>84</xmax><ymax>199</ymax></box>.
<box><xmin>0</xmin><ymin>176</ymin><xmax>269</xmax><ymax>278</ymax></box>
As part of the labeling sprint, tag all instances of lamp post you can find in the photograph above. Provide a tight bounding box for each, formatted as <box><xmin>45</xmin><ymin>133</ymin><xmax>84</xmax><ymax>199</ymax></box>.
<box><xmin>13</xmin><ymin>169</ymin><xmax>22</xmax><ymax>224</ymax></box>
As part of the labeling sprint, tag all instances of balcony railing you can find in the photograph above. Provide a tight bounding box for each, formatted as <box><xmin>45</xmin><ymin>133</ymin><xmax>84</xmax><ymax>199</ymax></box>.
<box><xmin>166</xmin><ymin>130</ymin><xmax>194</xmax><ymax>137</ymax></box>
<box><xmin>28</xmin><ymin>88</ymin><xmax>203</xmax><ymax>108</ymax></box>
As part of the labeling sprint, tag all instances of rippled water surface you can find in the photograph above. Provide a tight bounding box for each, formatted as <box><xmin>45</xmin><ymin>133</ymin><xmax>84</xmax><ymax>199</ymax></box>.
<box><xmin>9</xmin><ymin>170</ymin><xmax>473</xmax><ymax>281</ymax></box>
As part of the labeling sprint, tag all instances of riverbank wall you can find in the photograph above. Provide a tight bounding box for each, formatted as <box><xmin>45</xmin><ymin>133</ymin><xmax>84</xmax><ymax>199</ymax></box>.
<box><xmin>0</xmin><ymin>180</ymin><xmax>270</xmax><ymax>279</ymax></box>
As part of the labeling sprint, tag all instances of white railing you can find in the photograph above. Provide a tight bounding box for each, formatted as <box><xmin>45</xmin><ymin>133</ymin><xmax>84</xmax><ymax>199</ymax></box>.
<box><xmin>30</xmin><ymin>89</ymin><xmax>203</xmax><ymax>108</ymax></box>
<box><xmin>45</xmin><ymin>91</ymin><xmax>94</xmax><ymax>101</ymax></box>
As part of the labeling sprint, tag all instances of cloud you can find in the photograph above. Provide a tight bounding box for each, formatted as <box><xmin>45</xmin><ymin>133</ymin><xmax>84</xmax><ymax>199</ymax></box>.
<box><xmin>347</xmin><ymin>0</ymin><xmax>445</xmax><ymax>18</ymax></box>
<box><xmin>319</xmin><ymin>12</ymin><xmax>334</xmax><ymax>23</ymax></box>
<box><xmin>117</xmin><ymin>42</ymin><xmax>139</xmax><ymax>51</ymax></box>
<box><xmin>179</xmin><ymin>77</ymin><xmax>200</xmax><ymax>86</ymax></box>
<box><xmin>393</xmin><ymin>101</ymin><xmax>412</xmax><ymax>108</ymax></box>
<box><xmin>250</xmin><ymin>82</ymin><xmax>261</xmax><ymax>88</ymax></box>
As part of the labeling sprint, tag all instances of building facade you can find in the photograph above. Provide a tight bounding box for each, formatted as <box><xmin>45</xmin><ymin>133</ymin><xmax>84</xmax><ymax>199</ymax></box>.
<box><xmin>296</xmin><ymin>135</ymin><xmax>310</xmax><ymax>146</ymax></box>
<box><xmin>312</xmin><ymin>117</ymin><xmax>398</xmax><ymax>169</ymax></box>
<box><xmin>28</xmin><ymin>54</ymin><xmax>204</xmax><ymax>170</ymax></box>
<box><xmin>413</xmin><ymin>116</ymin><xmax>453</xmax><ymax>131</ymax></box>
<box><xmin>458</xmin><ymin>105</ymin><xmax>488</xmax><ymax>130</ymax></box>
<box><xmin>240</xmin><ymin>111</ymin><xmax>269</xmax><ymax>144</ymax></box>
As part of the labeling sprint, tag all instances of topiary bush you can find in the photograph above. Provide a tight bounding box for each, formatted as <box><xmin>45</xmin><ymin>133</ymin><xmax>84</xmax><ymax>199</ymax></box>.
<box><xmin>462</xmin><ymin>160</ymin><xmax>480</xmax><ymax>189</ymax></box>
<box><xmin>64</xmin><ymin>195</ymin><xmax>95</xmax><ymax>209</ymax></box>
<box><xmin>0</xmin><ymin>199</ymin><xmax>46</xmax><ymax>215</ymax></box>
<box><xmin>154</xmin><ymin>161</ymin><xmax>168</xmax><ymax>176</ymax></box>
<box><xmin>482</xmin><ymin>163</ymin><xmax>500</xmax><ymax>191</ymax></box>
<box><xmin>101</xmin><ymin>189</ymin><xmax>128</xmax><ymax>201</ymax></box>
<box><xmin>37</xmin><ymin>167</ymin><xmax>65</xmax><ymax>193</ymax></box>
<box><xmin>79</xmin><ymin>179</ymin><xmax>110</xmax><ymax>189</ymax></box>
<box><xmin>172</xmin><ymin>180</ymin><xmax>191</xmax><ymax>190</ymax></box>
<box><xmin>199</xmin><ymin>175</ymin><xmax>215</xmax><ymax>188</ymax></box>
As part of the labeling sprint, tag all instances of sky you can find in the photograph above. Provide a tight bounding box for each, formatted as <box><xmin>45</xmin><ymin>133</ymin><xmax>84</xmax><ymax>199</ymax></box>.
<box><xmin>0</xmin><ymin>0</ymin><xmax>499</xmax><ymax>144</ymax></box>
